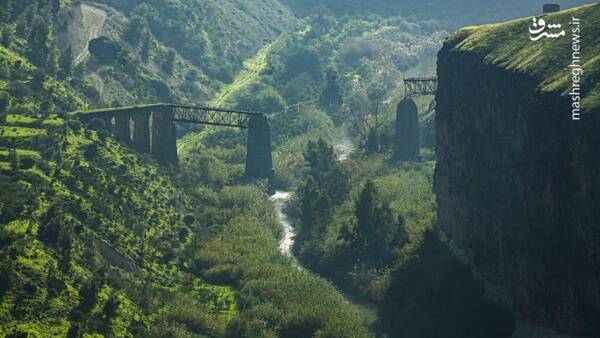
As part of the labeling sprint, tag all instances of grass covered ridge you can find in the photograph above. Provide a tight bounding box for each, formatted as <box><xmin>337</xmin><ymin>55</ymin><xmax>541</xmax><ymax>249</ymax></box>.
<box><xmin>446</xmin><ymin>4</ymin><xmax>600</xmax><ymax>112</ymax></box>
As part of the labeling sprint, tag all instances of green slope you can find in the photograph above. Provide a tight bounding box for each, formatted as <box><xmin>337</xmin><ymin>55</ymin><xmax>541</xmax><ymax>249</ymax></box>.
<box><xmin>0</xmin><ymin>111</ymin><xmax>372</xmax><ymax>336</ymax></box>
<box><xmin>447</xmin><ymin>3</ymin><xmax>600</xmax><ymax>112</ymax></box>
<box><xmin>0</xmin><ymin>114</ymin><xmax>237</xmax><ymax>336</ymax></box>
<box><xmin>176</xmin><ymin>24</ymin><xmax>310</xmax><ymax>156</ymax></box>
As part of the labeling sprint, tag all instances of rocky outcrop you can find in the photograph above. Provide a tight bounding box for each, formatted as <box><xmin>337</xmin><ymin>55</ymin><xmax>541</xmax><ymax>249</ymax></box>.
<box><xmin>435</xmin><ymin>5</ymin><xmax>600</xmax><ymax>337</ymax></box>
<box><xmin>88</xmin><ymin>36</ymin><xmax>121</xmax><ymax>63</ymax></box>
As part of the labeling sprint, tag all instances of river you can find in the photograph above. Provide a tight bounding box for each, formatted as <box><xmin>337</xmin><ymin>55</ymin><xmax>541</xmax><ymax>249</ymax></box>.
<box><xmin>271</xmin><ymin>128</ymin><xmax>354</xmax><ymax>260</ymax></box>
<box><xmin>269</xmin><ymin>129</ymin><xmax>382</xmax><ymax>332</ymax></box>
<box><xmin>270</xmin><ymin>190</ymin><xmax>297</xmax><ymax>258</ymax></box>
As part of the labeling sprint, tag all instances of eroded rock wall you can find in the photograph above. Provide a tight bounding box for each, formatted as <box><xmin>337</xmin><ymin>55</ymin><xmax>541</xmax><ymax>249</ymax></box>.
<box><xmin>434</xmin><ymin>40</ymin><xmax>600</xmax><ymax>336</ymax></box>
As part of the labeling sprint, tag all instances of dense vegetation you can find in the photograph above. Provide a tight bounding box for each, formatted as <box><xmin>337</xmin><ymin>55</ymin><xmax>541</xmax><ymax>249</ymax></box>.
<box><xmin>2</xmin><ymin>0</ymin><xmax>594</xmax><ymax>336</ymax></box>
<box><xmin>0</xmin><ymin>1</ymin><xmax>369</xmax><ymax>336</ymax></box>
<box><xmin>0</xmin><ymin>110</ymin><xmax>373</xmax><ymax>336</ymax></box>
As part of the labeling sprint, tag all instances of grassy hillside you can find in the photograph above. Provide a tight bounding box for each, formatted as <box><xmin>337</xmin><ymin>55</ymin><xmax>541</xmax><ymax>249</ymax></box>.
<box><xmin>0</xmin><ymin>2</ymin><xmax>373</xmax><ymax>336</ymax></box>
<box><xmin>0</xmin><ymin>111</ymin><xmax>371</xmax><ymax>336</ymax></box>
<box><xmin>447</xmin><ymin>3</ymin><xmax>600</xmax><ymax>112</ymax></box>
<box><xmin>0</xmin><ymin>113</ymin><xmax>235</xmax><ymax>336</ymax></box>
<box><xmin>0</xmin><ymin>0</ymin><xmax>299</xmax><ymax>110</ymax></box>
<box><xmin>0</xmin><ymin>44</ymin><xmax>85</xmax><ymax>114</ymax></box>
<box><xmin>91</xmin><ymin>0</ymin><xmax>299</xmax><ymax>93</ymax></box>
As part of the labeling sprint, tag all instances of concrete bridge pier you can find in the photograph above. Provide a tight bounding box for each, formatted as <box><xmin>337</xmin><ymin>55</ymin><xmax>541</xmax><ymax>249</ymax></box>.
<box><xmin>393</xmin><ymin>98</ymin><xmax>420</xmax><ymax>161</ymax></box>
<box><xmin>151</xmin><ymin>110</ymin><xmax>178</xmax><ymax>165</ymax></box>
<box><xmin>132</xmin><ymin>113</ymin><xmax>151</xmax><ymax>153</ymax></box>
<box><xmin>114</xmin><ymin>115</ymin><xmax>131</xmax><ymax>145</ymax></box>
<box><xmin>245</xmin><ymin>114</ymin><xmax>273</xmax><ymax>181</ymax></box>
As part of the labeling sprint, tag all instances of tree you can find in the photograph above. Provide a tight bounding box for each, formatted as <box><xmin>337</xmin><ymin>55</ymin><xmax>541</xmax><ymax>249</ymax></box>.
<box><xmin>298</xmin><ymin>176</ymin><xmax>333</xmax><ymax>242</ymax></box>
<box><xmin>303</xmin><ymin>138</ymin><xmax>350</xmax><ymax>204</ymax></box>
<box><xmin>0</xmin><ymin>92</ymin><xmax>9</xmax><ymax>124</ymax></box>
<box><xmin>256</xmin><ymin>88</ymin><xmax>286</xmax><ymax>113</ymax></box>
<box><xmin>8</xmin><ymin>148</ymin><xmax>18</xmax><ymax>171</ymax></box>
<box><xmin>103</xmin><ymin>291</ymin><xmax>121</xmax><ymax>319</ymax></box>
<box><xmin>396</xmin><ymin>214</ymin><xmax>409</xmax><ymax>248</ymax></box>
<box><xmin>59</xmin><ymin>46</ymin><xmax>73</xmax><ymax>79</ymax></box>
<box><xmin>40</xmin><ymin>98</ymin><xmax>54</xmax><ymax>117</ymax></box>
<box><xmin>0</xmin><ymin>258</ymin><xmax>16</xmax><ymax>298</ymax></box>
<box><xmin>365</xmin><ymin>128</ymin><xmax>379</xmax><ymax>154</ymax></box>
<box><xmin>71</xmin><ymin>62</ymin><xmax>86</xmax><ymax>87</ymax></box>
<box><xmin>319</xmin><ymin>67</ymin><xmax>343</xmax><ymax>119</ymax></box>
<box><xmin>163</xmin><ymin>49</ymin><xmax>176</xmax><ymax>75</ymax></box>
<box><xmin>236</xmin><ymin>86</ymin><xmax>286</xmax><ymax>113</ymax></box>
<box><xmin>50</xmin><ymin>0</ymin><xmax>61</xmax><ymax>14</ymax></box>
<box><xmin>1</xmin><ymin>26</ymin><xmax>13</xmax><ymax>47</ymax></box>
<box><xmin>0</xmin><ymin>1</ymin><xmax>11</xmax><ymax>22</ymax></box>
<box><xmin>48</xmin><ymin>48</ymin><xmax>60</xmax><ymax>77</ymax></box>
<box><xmin>354</xmin><ymin>180</ymin><xmax>398</xmax><ymax>266</ymax></box>
<box><xmin>15</xmin><ymin>17</ymin><xmax>28</xmax><ymax>38</ymax></box>
<box><xmin>76</xmin><ymin>274</ymin><xmax>103</xmax><ymax>315</ymax></box>
<box><xmin>296</xmin><ymin>139</ymin><xmax>351</xmax><ymax>256</ymax></box>
<box><xmin>124</xmin><ymin>16</ymin><xmax>146</xmax><ymax>46</ymax></box>
<box><xmin>344</xmin><ymin>82</ymin><xmax>390</xmax><ymax>152</ymax></box>
<box><xmin>140</xmin><ymin>32</ymin><xmax>152</xmax><ymax>62</ymax></box>
<box><xmin>28</xmin><ymin>15</ymin><xmax>50</xmax><ymax>68</ymax></box>
<box><xmin>39</xmin><ymin>200</ymin><xmax>79</xmax><ymax>270</ymax></box>
<box><xmin>87</xmin><ymin>117</ymin><xmax>107</xmax><ymax>131</ymax></box>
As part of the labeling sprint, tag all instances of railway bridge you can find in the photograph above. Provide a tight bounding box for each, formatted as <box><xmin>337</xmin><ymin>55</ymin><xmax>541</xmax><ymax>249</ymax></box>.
<box><xmin>76</xmin><ymin>104</ymin><xmax>273</xmax><ymax>180</ymax></box>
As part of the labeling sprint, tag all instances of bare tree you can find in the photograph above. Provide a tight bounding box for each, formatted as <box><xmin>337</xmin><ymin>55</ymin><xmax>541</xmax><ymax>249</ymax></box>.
<box><xmin>343</xmin><ymin>81</ymin><xmax>391</xmax><ymax>151</ymax></box>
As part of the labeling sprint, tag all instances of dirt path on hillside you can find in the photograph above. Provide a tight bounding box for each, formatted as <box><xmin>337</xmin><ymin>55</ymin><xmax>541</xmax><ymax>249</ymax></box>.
<box><xmin>75</xmin><ymin>4</ymin><xmax>107</xmax><ymax>65</ymax></box>
<box><xmin>176</xmin><ymin>37</ymin><xmax>281</xmax><ymax>155</ymax></box>
<box><xmin>176</xmin><ymin>26</ymin><xmax>310</xmax><ymax>155</ymax></box>
<box><xmin>210</xmin><ymin>24</ymin><xmax>310</xmax><ymax>108</ymax></box>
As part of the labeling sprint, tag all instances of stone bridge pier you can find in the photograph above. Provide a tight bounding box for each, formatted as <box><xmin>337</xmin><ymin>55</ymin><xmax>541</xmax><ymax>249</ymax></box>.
<box><xmin>132</xmin><ymin>113</ymin><xmax>151</xmax><ymax>154</ymax></box>
<box><xmin>394</xmin><ymin>77</ymin><xmax>437</xmax><ymax>162</ymax></box>
<box><xmin>393</xmin><ymin>98</ymin><xmax>420</xmax><ymax>161</ymax></box>
<box><xmin>151</xmin><ymin>109</ymin><xmax>177</xmax><ymax>165</ymax></box>
<box><xmin>79</xmin><ymin>107</ymin><xmax>178</xmax><ymax>166</ymax></box>
<box><xmin>245</xmin><ymin>114</ymin><xmax>274</xmax><ymax>180</ymax></box>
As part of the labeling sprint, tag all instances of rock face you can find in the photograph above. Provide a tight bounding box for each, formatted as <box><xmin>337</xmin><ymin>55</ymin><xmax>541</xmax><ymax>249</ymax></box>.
<box><xmin>88</xmin><ymin>36</ymin><xmax>121</xmax><ymax>62</ymax></box>
<box><xmin>435</xmin><ymin>5</ymin><xmax>600</xmax><ymax>337</ymax></box>
<box><xmin>393</xmin><ymin>98</ymin><xmax>420</xmax><ymax>161</ymax></box>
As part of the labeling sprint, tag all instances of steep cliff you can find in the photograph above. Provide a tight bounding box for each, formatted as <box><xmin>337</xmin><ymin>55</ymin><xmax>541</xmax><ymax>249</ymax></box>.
<box><xmin>435</xmin><ymin>4</ymin><xmax>600</xmax><ymax>337</ymax></box>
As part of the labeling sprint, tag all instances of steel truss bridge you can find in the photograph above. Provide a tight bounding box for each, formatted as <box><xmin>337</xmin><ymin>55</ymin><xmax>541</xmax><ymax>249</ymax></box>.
<box><xmin>171</xmin><ymin>104</ymin><xmax>259</xmax><ymax>128</ymax></box>
<box><xmin>403</xmin><ymin>77</ymin><xmax>438</xmax><ymax>98</ymax></box>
